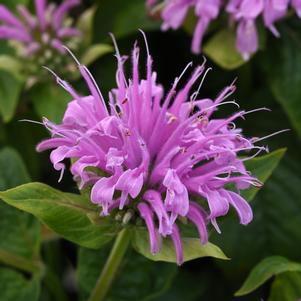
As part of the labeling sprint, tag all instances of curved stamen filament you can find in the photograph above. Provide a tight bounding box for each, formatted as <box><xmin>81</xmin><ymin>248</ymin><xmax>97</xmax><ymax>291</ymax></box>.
<box><xmin>243</xmin><ymin>107</ymin><xmax>271</xmax><ymax>116</ymax></box>
<box><xmin>190</xmin><ymin>67</ymin><xmax>212</xmax><ymax>102</ymax></box>
<box><xmin>252</xmin><ymin>129</ymin><xmax>290</xmax><ymax>143</ymax></box>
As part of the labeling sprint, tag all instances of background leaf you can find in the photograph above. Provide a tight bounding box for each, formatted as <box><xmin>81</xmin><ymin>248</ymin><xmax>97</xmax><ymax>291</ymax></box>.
<box><xmin>0</xmin><ymin>268</ymin><xmax>40</xmax><ymax>301</ymax></box>
<box><xmin>0</xmin><ymin>148</ymin><xmax>40</xmax><ymax>268</ymax></box>
<box><xmin>0</xmin><ymin>147</ymin><xmax>41</xmax><ymax>301</ymax></box>
<box><xmin>262</xmin><ymin>22</ymin><xmax>301</xmax><ymax>137</ymax></box>
<box><xmin>236</xmin><ymin>256</ymin><xmax>301</xmax><ymax>296</ymax></box>
<box><xmin>80</xmin><ymin>44</ymin><xmax>113</xmax><ymax>66</ymax></box>
<box><xmin>0</xmin><ymin>0</ymin><xmax>29</xmax><ymax>10</ymax></box>
<box><xmin>0</xmin><ymin>147</ymin><xmax>30</xmax><ymax>188</ymax></box>
<box><xmin>77</xmin><ymin>6</ymin><xmax>97</xmax><ymax>46</ymax></box>
<box><xmin>3</xmin><ymin>117</ymin><xmax>46</xmax><ymax>179</ymax></box>
<box><xmin>0</xmin><ymin>70</ymin><xmax>23</xmax><ymax>122</ymax></box>
<box><xmin>268</xmin><ymin>272</ymin><xmax>301</xmax><ymax>301</ymax></box>
<box><xmin>203</xmin><ymin>29</ymin><xmax>245</xmax><ymax>70</ymax></box>
<box><xmin>150</xmin><ymin>268</ymin><xmax>207</xmax><ymax>301</ymax></box>
<box><xmin>93</xmin><ymin>0</ymin><xmax>159</xmax><ymax>42</ymax></box>
<box><xmin>0</xmin><ymin>55</ymin><xmax>23</xmax><ymax>80</ymax></box>
<box><xmin>29</xmin><ymin>83</ymin><xmax>71</xmax><ymax>123</ymax></box>
<box><xmin>242</xmin><ymin>148</ymin><xmax>286</xmax><ymax>202</ymax></box>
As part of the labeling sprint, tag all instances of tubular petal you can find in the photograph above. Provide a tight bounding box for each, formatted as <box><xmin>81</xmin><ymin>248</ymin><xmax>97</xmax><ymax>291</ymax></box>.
<box><xmin>138</xmin><ymin>203</ymin><xmax>160</xmax><ymax>254</ymax></box>
<box><xmin>171</xmin><ymin>224</ymin><xmax>184</xmax><ymax>265</ymax></box>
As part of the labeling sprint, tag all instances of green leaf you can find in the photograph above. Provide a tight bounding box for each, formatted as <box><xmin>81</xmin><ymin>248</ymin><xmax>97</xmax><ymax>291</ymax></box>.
<box><xmin>0</xmin><ymin>0</ymin><xmax>29</xmax><ymax>10</ymax></box>
<box><xmin>262</xmin><ymin>23</ymin><xmax>301</xmax><ymax>137</ymax></box>
<box><xmin>235</xmin><ymin>256</ymin><xmax>301</xmax><ymax>296</ymax></box>
<box><xmin>150</xmin><ymin>269</ymin><xmax>209</xmax><ymax>301</ymax></box>
<box><xmin>80</xmin><ymin>44</ymin><xmax>113</xmax><ymax>67</ymax></box>
<box><xmin>77</xmin><ymin>245</ymin><xmax>177</xmax><ymax>301</ymax></box>
<box><xmin>0</xmin><ymin>182</ymin><xmax>119</xmax><ymax>249</ymax></box>
<box><xmin>4</xmin><ymin>115</ymin><xmax>46</xmax><ymax>179</ymax></box>
<box><xmin>203</xmin><ymin>29</ymin><xmax>246</xmax><ymax>70</ymax></box>
<box><xmin>132</xmin><ymin>228</ymin><xmax>228</xmax><ymax>264</ymax></box>
<box><xmin>0</xmin><ymin>202</ymin><xmax>42</xmax><ymax>274</ymax></box>
<box><xmin>0</xmin><ymin>55</ymin><xmax>23</xmax><ymax>81</ymax></box>
<box><xmin>0</xmin><ymin>40</ymin><xmax>15</xmax><ymax>55</ymax></box>
<box><xmin>269</xmin><ymin>272</ymin><xmax>301</xmax><ymax>301</ymax></box>
<box><xmin>93</xmin><ymin>0</ymin><xmax>159</xmax><ymax>42</ymax></box>
<box><xmin>0</xmin><ymin>148</ymin><xmax>41</xmax><ymax>273</ymax></box>
<box><xmin>242</xmin><ymin>148</ymin><xmax>286</xmax><ymax>202</ymax></box>
<box><xmin>30</xmin><ymin>82</ymin><xmax>71</xmax><ymax>123</ymax></box>
<box><xmin>0</xmin><ymin>268</ymin><xmax>40</xmax><ymax>301</ymax></box>
<box><xmin>0</xmin><ymin>69</ymin><xmax>23</xmax><ymax>122</ymax></box>
<box><xmin>77</xmin><ymin>6</ymin><xmax>97</xmax><ymax>46</ymax></box>
<box><xmin>0</xmin><ymin>147</ymin><xmax>30</xmax><ymax>189</ymax></box>
<box><xmin>182</xmin><ymin>9</ymin><xmax>198</xmax><ymax>35</ymax></box>
<box><xmin>0</xmin><ymin>148</ymin><xmax>42</xmax><ymax>300</ymax></box>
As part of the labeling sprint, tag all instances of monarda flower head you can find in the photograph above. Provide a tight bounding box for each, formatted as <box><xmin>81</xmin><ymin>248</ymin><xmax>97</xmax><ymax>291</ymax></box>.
<box><xmin>37</xmin><ymin>34</ymin><xmax>269</xmax><ymax>265</ymax></box>
<box><xmin>0</xmin><ymin>0</ymin><xmax>81</xmax><ymax>76</ymax></box>
<box><xmin>147</xmin><ymin>0</ymin><xmax>301</xmax><ymax>60</ymax></box>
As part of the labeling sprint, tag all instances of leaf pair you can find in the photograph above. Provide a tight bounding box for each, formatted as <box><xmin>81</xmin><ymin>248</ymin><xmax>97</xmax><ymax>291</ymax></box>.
<box><xmin>0</xmin><ymin>149</ymin><xmax>285</xmax><ymax>265</ymax></box>
<box><xmin>0</xmin><ymin>182</ymin><xmax>228</xmax><ymax>264</ymax></box>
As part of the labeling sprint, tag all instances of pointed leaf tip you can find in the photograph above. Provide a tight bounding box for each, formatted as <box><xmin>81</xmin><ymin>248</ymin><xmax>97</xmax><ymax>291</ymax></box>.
<box><xmin>132</xmin><ymin>228</ymin><xmax>229</xmax><ymax>264</ymax></box>
<box><xmin>235</xmin><ymin>256</ymin><xmax>301</xmax><ymax>296</ymax></box>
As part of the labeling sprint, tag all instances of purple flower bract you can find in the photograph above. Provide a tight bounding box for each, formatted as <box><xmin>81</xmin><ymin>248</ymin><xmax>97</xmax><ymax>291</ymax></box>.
<box><xmin>37</xmin><ymin>35</ymin><xmax>266</xmax><ymax>264</ymax></box>
<box><xmin>0</xmin><ymin>0</ymin><xmax>81</xmax><ymax>57</ymax></box>
<box><xmin>149</xmin><ymin>0</ymin><xmax>301</xmax><ymax>60</ymax></box>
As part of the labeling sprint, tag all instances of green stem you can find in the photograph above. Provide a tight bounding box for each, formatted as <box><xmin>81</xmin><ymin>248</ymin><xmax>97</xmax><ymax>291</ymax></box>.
<box><xmin>0</xmin><ymin>249</ymin><xmax>43</xmax><ymax>274</ymax></box>
<box><xmin>42</xmin><ymin>241</ymin><xmax>69</xmax><ymax>301</ymax></box>
<box><xmin>43</xmin><ymin>268</ymin><xmax>69</xmax><ymax>301</ymax></box>
<box><xmin>87</xmin><ymin>228</ymin><xmax>131</xmax><ymax>301</ymax></box>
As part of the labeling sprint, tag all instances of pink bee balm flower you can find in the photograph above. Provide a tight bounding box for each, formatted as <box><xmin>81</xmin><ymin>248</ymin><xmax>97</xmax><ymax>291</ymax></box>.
<box><xmin>37</xmin><ymin>35</ymin><xmax>268</xmax><ymax>265</ymax></box>
<box><xmin>226</xmin><ymin>0</ymin><xmax>289</xmax><ymax>59</ymax></box>
<box><xmin>160</xmin><ymin>0</ymin><xmax>222</xmax><ymax>54</ymax></box>
<box><xmin>0</xmin><ymin>0</ymin><xmax>81</xmax><ymax>57</ymax></box>
<box><xmin>149</xmin><ymin>0</ymin><xmax>301</xmax><ymax>60</ymax></box>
